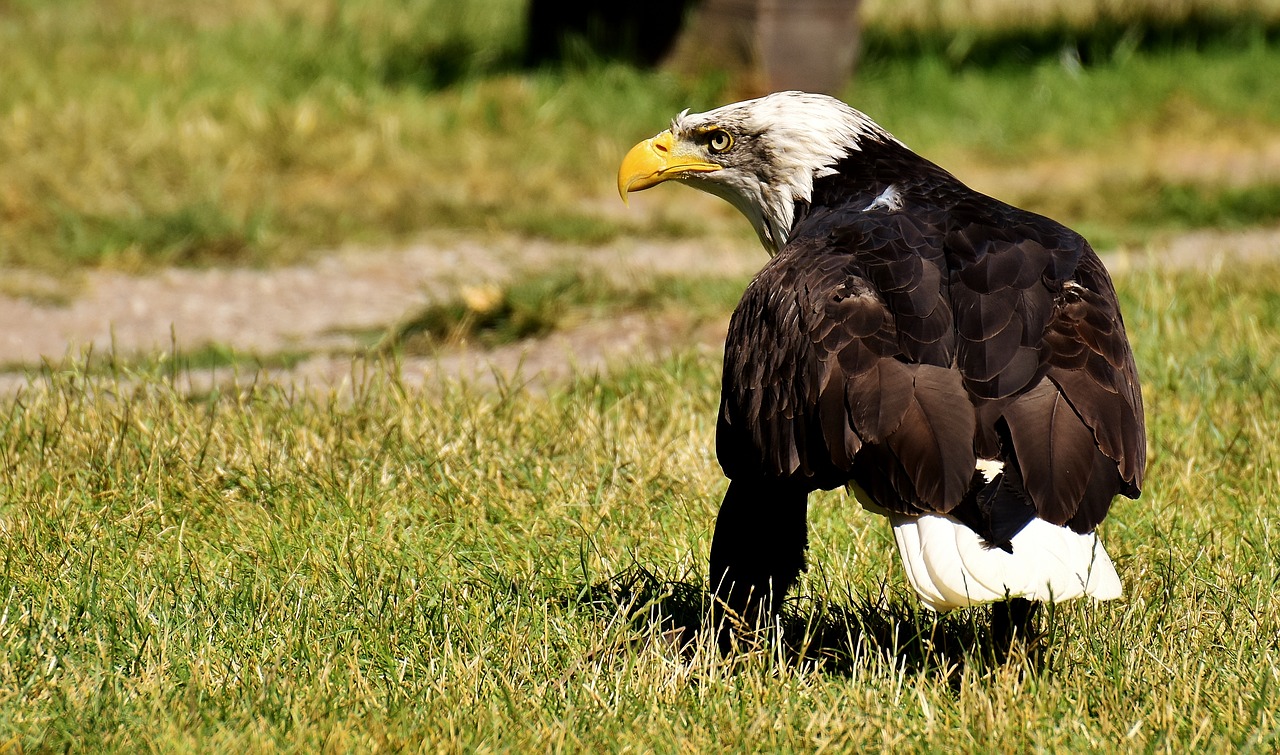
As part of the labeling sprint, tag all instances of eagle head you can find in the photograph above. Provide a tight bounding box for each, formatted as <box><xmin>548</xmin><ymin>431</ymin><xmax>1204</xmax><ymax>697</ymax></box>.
<box><xmin>618</xmin><ymin>91</ymin><xmax>895</xmax><ymax>254</ymax></box>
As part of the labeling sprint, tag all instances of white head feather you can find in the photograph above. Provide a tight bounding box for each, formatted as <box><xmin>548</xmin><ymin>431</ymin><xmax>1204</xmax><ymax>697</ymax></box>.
<box><xmin>670</xmin><ymin>91</ymin><xmax>898</xmax><ymax>253</ymax></box>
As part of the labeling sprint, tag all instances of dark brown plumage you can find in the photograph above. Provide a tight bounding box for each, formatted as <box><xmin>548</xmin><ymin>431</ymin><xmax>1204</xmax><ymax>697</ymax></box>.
<box><xmin>717</xmin><ymin>143</ymin><xmax>1145</xmax><ymax>523</ymax></box>
<box><xmin>618</xmin><ymin>92</ymin><xmax>1145</xmax><ymax>635</ymax></box>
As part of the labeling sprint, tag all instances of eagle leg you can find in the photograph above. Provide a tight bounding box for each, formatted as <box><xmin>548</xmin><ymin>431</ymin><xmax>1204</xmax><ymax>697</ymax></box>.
<box><xmin>708</xmin><ymin>479</ymin><xmax>809</xmax><ymax>647</ymax></box>
<box><xmin>991</xmin><ymin>596</ymin><xmax>1040</xmax><ymax>660</ymax></box>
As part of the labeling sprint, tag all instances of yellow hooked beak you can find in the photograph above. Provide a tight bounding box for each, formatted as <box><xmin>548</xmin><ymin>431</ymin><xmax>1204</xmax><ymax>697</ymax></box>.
<box><xmin>617</xmin><ymin>130</ymin><xmax>722</xmax><ymax>203</ymax></box>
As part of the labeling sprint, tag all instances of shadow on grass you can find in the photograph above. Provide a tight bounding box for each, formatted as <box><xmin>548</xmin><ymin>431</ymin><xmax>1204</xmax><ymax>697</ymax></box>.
<box><xmin>567</xmin><ymin>564</ymin><xmax>1045</xmax><ymax>683</ymax></box>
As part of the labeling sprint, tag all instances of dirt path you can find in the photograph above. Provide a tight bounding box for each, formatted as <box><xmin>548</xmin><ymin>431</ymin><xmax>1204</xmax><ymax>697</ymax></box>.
<box><xmin>2</xmin><ymin>226</ymin><xmax>1278</xmax><ymax>395</ymax></box>
<box><xmin>0</xmin><ymin>234</ymin><xmax>759</xmax><ymax>394</ymax></box>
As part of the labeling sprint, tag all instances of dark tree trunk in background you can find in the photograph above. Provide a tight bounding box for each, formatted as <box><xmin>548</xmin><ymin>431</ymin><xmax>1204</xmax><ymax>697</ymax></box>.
<box><xmin>524</xmin><ymin>0</ymin><xmax>691</xmax><ymax>67</ymax></box>
<box><xmin>666</xmin><ymin>0</ymin><xmax>863</xmax><ymax>96</ymax></box>
<box><xmin>525</xmin><ymin>0</ymin><xmax>863</xmax><ymax>96</ymax></box>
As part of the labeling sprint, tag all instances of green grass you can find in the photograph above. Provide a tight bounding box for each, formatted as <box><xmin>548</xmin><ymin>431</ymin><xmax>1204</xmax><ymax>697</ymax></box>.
<box><xmin>380</xmin><ymin>269</ymin><xmax>746</xmax><ymax>351</ymax></box>
<box><xmin>852</xmin><ymin>37</ymin><xmax>1280</xmax><ymax>156</ymax></box>
<box><xmin>859</xmin><ymin>0</ymin><xmax>1280</xmax><ymax>66</ymax></box>
<box><xmin>2</xmin><ymin>264</ymin><xmax>1279</xmax><ymax>750</ymax></box>
<box><xmin>4</xmin><ymin>1</ymin><xmax>1280</xmax><ymax>271</ymax></box>
<box><xmin>1143</xmin><ymin>183</ymin><xmax>1280</xmax><ymax>229</ymax></box>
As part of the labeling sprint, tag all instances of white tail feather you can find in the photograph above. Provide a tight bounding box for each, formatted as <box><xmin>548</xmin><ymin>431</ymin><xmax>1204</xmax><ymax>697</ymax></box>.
<box><xmin>889</xmin><ymin>512</ymin><xmax>1123</xmax><ymax>612</ymax></box>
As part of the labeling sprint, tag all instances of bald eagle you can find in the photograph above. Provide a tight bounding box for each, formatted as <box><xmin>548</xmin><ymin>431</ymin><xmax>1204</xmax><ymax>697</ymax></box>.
<box><xmin>617</xmin><ymin>92</ymin><xmax>1145</xmax><ymax>636</ymax></box>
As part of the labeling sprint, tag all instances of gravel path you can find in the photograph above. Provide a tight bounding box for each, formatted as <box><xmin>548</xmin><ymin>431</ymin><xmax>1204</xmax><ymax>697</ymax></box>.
<box><xmin>2</xmin><ymin>226</ymin><xmax>1278</xmax><ymax>395</ymax></box>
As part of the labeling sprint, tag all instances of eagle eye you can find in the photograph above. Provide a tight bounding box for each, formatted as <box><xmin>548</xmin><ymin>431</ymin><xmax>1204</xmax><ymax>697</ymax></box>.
<box><xmin>707</xmin><ymin>129</ymin><xmax>733</xmax><ymax>154</ymax></box>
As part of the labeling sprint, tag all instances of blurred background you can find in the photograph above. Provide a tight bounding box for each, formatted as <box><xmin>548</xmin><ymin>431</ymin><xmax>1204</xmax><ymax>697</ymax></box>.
<box><xmin>2</xmin><ymin>0</ymin><xmax>1279</xmax><ymax>380</ymax></box>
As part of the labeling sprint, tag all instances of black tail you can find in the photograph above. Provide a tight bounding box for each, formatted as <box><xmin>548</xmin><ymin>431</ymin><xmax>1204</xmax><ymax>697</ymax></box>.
<box><xmin>709</xmin><ymin>479</ymin><xmax>810</xmax><ymax>636</ymax></box>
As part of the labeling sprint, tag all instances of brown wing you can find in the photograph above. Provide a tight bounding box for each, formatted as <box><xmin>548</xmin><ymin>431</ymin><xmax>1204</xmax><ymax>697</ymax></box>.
<box><xmin>1008</xmin><ymin>249</ymin><xmax>1146</xmax><ymax>531</ymax></box>
<box><xmin>717</xmin><ymin>210</ymin><xmax>977</xmax><ymax>512</ymax></box>
<box><xmin>947</xmin><ymin>212</ymin><xmax>1145</xmax><ymax>530</ymax></box>
<box><xmin>716</xmin><ymin>190</ymin><xmax>1145</xmax><ymax>533</ymax></box>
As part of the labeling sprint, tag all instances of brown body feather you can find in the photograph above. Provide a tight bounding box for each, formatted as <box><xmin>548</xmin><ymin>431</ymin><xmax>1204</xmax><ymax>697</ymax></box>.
<box><xmin>716</xmin><ymin>141</ymin><xmax>1146</xmax><ymax>539</ymax></box>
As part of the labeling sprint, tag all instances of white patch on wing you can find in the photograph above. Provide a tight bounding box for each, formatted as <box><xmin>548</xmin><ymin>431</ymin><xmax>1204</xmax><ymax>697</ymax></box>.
<box><xmin>889</xmin><ymin>512</ymin><xmax>1123</xmax><ymax>612</ymax></box>
<box><xmin>862</xmin><ymin>185</ymin><xmax>903</xmax><ymax>213</ymax></box>
<box><xmin>974</xmin><ymin>458</ymin><xmax>1004</xmax><ymax>482</ymax></box>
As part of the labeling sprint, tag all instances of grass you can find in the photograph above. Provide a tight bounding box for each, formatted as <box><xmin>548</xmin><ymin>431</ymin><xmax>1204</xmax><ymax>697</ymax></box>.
<box><xmin>859</xmin><ymin>0</ymin><xmax>1280</xmax><ymax>66</ymax></box>
<box><xmin>2</xmin><ymin>262</ymin><xmax>1279</xmax><ymax>750</ymax></box>
<box><xmin>379</xmin><ymin>269</ymin><xmax>746</xmax><ymax>351</ymax></box>
<box><xmin>1142</xmin><ymin>183</ymin><xmax>1280</xmax><ymax>230</ymax></box>
<box><xmin>3</xmin><ymin>2</ymin><xmax>1277</xmax><ymax>749</ymax></box>
<box><xmin>4</xmin><ymin>3</ymin><xmax>1278</xmax><ymax>748</ymax></box>
<box><xmin>3</xmin><ymin>1</ymin><xmax>1280</xmax><ymax>271</ymax></box>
